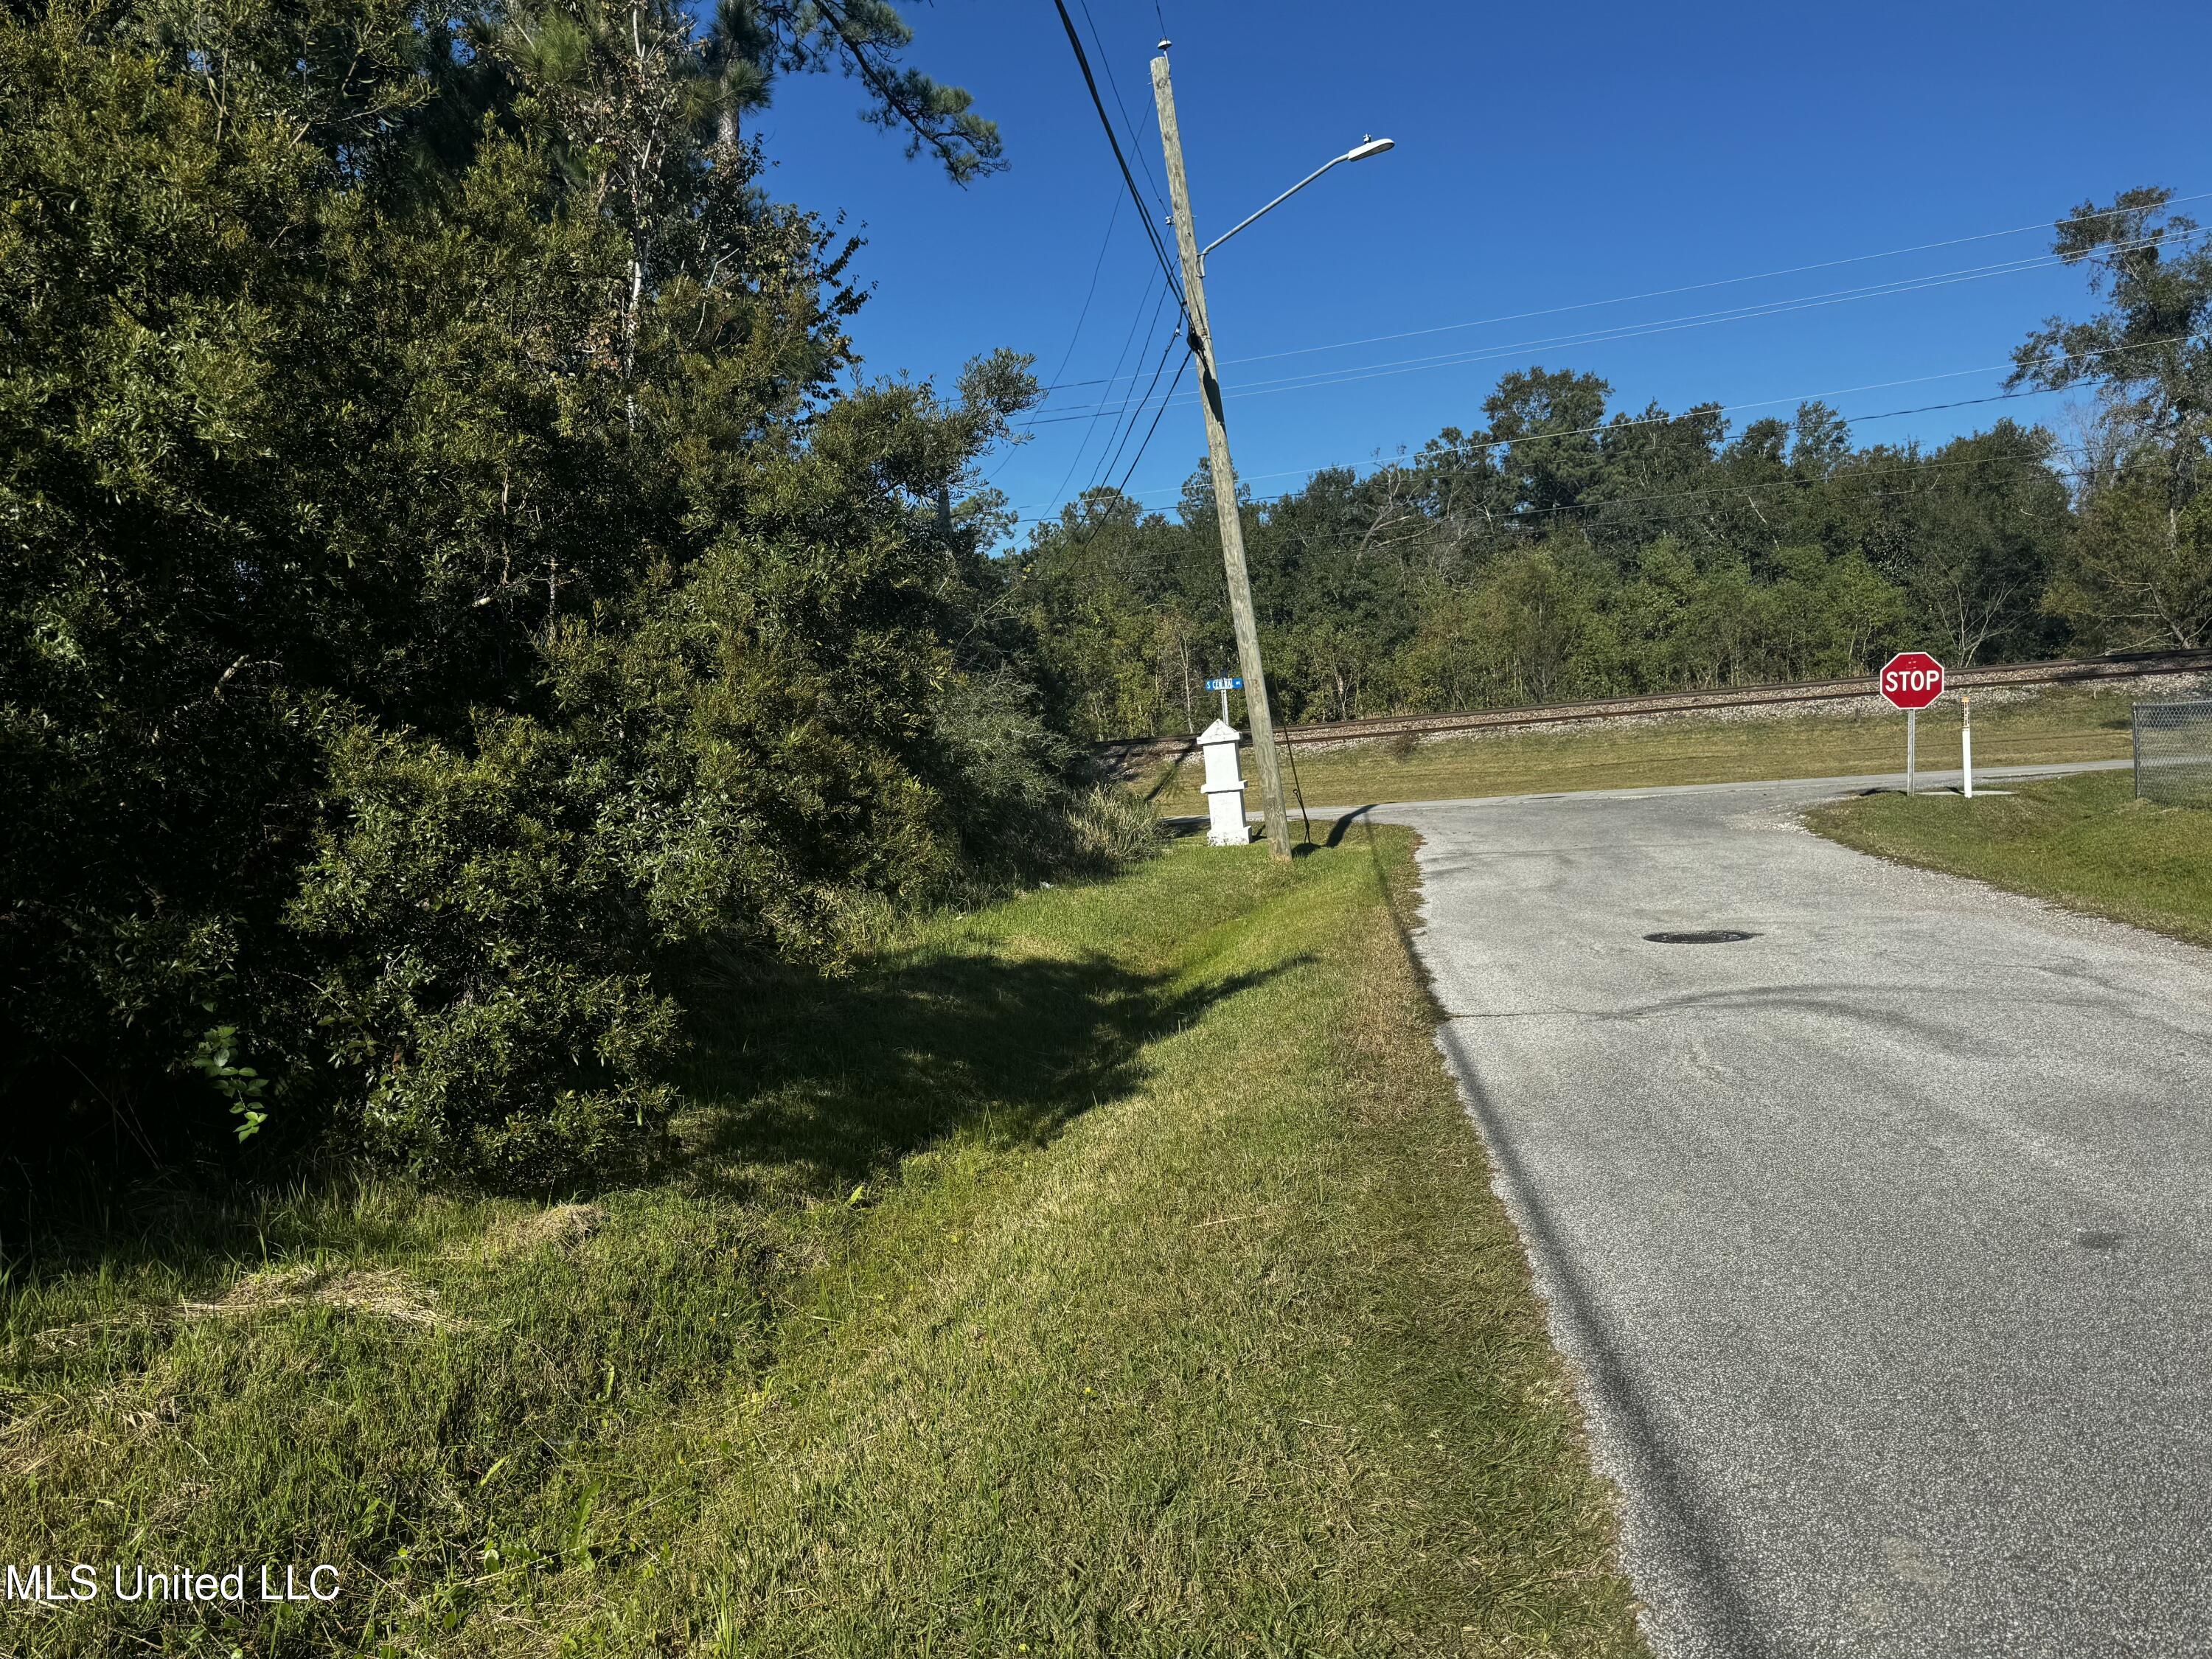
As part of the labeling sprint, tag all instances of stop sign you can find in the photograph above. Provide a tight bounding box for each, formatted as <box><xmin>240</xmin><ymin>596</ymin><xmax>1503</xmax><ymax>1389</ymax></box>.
<box><xmin>1879</xmin><ymin>651</ymin><xmax>1946</xmax><ymax>711</ymax></box>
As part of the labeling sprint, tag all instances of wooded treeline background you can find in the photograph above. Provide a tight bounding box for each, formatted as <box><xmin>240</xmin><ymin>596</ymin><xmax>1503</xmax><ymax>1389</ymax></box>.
<box><xmin>1017</xmin><ymin>189</ymin><xmax>2211</xmax><ymax>738</ymax></box>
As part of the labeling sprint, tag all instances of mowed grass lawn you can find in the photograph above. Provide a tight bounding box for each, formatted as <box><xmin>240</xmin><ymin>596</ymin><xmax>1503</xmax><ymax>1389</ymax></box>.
<box><xmin>1145</xmin><ymin>684</ymin><xmax>2152</xmax><ymax>814</ymax></box>
<box><xmin>1808</xmin><ymin>770</ymin><xmax>2212</xmax><ymax>948</ymax></box>
<box><xmin>1</xmin><ymin>832</ymin><xmax>1645</xmax><ymax>1658</ymax></box>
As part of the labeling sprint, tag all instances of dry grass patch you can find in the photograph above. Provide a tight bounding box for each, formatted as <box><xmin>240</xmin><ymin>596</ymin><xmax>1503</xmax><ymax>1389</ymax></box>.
<box><xmin>181</xmin><ymin>1263</ymin><xmax>448</xmax><ymax>1327</ymax></box>
<box><xmin>470</xmin><ymin>1201</ymin><xmax>608</xmax><ymax>1261</ymax></box>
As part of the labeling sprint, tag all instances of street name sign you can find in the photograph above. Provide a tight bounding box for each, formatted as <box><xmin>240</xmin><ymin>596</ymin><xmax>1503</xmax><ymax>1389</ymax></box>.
<box><xmin>1879</xmin><ymin>653</ymin><xmax>1945</xmax><ymax>710</ymax></box>
<box><xmin>1204</xmin><ymin>677</ymin><xmax>1243</xmax><ymax>691</ymax></box>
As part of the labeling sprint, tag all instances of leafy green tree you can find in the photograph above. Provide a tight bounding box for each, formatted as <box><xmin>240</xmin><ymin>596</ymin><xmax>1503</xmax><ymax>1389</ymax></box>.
<box><xmin>1896</xmin><ymin>423</ymin><xmax>2071</xmax><ymax>661</ymax></box>
<box><xmin>2011</xmin><ymin>188</ymin><xmax>2212</xmax><ymax>648</ymax></box>
<box><xmin>1</xmin><ymin>0</ymin><xmax>1045</xmax><ymax>1182</ymax></box>
<box><xmin>1018</xmin><ymin>366</ymin><xmax>2071</xmax><ymax>732</ymax></box>
<box><xmin>699</xmin><ymin>0</ymin><xmax>1003</xmax><ymax>180</ymax></box>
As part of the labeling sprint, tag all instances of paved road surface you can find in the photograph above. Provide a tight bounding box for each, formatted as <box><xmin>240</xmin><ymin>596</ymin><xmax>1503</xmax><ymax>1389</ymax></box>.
<box><xmin>1371</xmin><ymin>771</ymin><xmax>2212</xmax><ymax>1658</ymax></box>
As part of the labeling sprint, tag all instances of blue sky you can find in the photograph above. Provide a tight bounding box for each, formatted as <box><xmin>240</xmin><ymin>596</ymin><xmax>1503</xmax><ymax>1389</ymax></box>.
<box><xmin>758</xmin><ymin>1</ymin><xmax>2212</xmax><ymax>545</ymax></box>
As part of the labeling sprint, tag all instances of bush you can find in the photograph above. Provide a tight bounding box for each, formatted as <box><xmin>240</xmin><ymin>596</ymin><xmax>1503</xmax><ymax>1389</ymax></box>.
<box><xmin>1064</xmin><ymin>786</ymin><xmax>1163</xmax><ymax>872</ymax></box>
<box><xmin>0</xmin><ymin>0</ymin><xmax>1062</xmax><ymax>1186</ymax></box>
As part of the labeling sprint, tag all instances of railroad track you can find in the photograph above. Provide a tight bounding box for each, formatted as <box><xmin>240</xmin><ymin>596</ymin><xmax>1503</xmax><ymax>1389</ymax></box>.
<box><xmin>1094</xmin><ymin>648</ymin><xmax>2212</xmax><ymax>774</ymax></box>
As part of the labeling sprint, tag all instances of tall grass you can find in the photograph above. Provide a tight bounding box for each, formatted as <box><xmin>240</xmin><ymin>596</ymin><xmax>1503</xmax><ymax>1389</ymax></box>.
<box><xmin>2</xmin><ymin>831</ymin><xmax>1641</xmax><ymax>1658</ymax></box>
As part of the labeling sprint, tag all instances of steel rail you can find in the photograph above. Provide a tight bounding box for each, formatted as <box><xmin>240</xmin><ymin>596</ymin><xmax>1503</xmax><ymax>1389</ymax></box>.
<box><xmin>1094</xmin><ymin>648</ymin><xmax>2212</xmax><ymax>775</ymax></box>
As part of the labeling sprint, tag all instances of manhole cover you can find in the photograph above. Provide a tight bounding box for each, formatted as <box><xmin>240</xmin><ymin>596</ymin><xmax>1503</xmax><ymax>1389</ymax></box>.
<box><xmin>1644</xmin><ymin>930</ymin><xmax>1759</xmax><ymax>945</ymax></box>
<box><xmin>2073</xmin><ymin>1229</ymin><xmax>2124</xmax><ymax>1251</ymax></box>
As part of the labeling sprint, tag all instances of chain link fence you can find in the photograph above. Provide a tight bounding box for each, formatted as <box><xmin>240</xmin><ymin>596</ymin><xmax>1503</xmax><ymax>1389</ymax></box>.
<box><xmin>2132</xmin><ymin>700</ymin><xmax>2212</xmax><ymax>806</ymax></box>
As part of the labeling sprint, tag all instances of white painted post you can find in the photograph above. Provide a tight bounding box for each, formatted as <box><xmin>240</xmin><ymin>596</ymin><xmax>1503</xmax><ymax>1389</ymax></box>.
<box><xmin>1961</xmin><ymin>694</ymin><xmax>1973</xmax><ymax>799</ymax></box>
<box><xmin>1196</xmin><ymin>719</ymin><xmax>1252</xmax><ymax>847</ymax></box>
<box><xmin>1906</xmin><ymin>709</ymin><xmax>1917</xmax><ymax>796</ymax></box>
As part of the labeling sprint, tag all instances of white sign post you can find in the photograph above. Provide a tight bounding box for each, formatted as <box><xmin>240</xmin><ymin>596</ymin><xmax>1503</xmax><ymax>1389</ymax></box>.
<box><xmin>1961</xmin><ymin>694</ymin><xmax>1974</xmax><ymax>799</ymax></box>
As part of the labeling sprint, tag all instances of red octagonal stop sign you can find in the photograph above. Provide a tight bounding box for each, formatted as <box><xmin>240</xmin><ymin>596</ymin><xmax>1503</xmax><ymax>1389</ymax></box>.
<box><xmin>1879</xmin><ymin>651</ymin><xmax>1946</xmax><ymax>710</ymax></box>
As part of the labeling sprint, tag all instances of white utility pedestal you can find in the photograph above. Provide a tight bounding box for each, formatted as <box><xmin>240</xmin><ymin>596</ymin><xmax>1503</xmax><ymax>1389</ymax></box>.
<box><xmin>1196</xmin><ymin>719</ymin><xmax>1252</xmax><ymax>846</ymax></box>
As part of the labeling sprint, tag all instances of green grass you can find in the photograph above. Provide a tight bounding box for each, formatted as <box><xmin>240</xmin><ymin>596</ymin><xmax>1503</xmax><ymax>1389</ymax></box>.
<box><xmin>1145</xmin><ymin>684</ymin><xmax>2154</xmax><ymax>814</ymax></box>
<box><xmin>1806</xmin><ymin>770</ymin><xmax>2212</xmax><ymax>948</ymax></box>
<box><xmin>1</xmin><ymin>832</ymin><xmax>1644</xmax><ymax>1658</ymax></box>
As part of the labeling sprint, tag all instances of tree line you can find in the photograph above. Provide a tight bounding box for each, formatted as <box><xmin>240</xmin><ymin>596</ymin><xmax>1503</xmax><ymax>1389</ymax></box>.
<box><xmin>1017</xmin><ymin>188</ymin><xmax>2211</xmax><ymax>739</ymax></box>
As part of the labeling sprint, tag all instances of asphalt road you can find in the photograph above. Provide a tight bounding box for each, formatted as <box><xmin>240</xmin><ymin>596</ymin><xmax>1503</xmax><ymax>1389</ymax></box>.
<box><xmin>1372</xmin><ymin>768</ymin><xmax>2212</xmax><ymax>1658</ymax></box>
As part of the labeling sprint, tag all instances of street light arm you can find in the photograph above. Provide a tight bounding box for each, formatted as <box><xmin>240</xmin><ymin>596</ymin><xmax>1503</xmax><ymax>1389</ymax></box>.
<box><xmin>1197</xmin><ymin>153</ymin><xmax>1354</xmax><ymax>275</ymax></box>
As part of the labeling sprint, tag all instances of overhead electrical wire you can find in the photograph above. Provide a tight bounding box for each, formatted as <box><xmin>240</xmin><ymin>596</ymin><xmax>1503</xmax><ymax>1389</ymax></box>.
<box><xmin>1054</xmin><ymin>382</ymin><xmax>2093</xmax><ymax>524</ymax></box>
<box><xmin>1042</xmin><ymin>279</ymin><xmax>1174</xmax><ymax>510</ymax></box>
<box><xmin>1051</xmin><ymin>0</ymin><xmax>1184</xmax><ymax>302</ymax></box>
<box><xmin>985</xmin><ymin>188</ymin><xmax>1126</xmax><ymax>485</ymax></box>
<box><xmin>1039</xmin><ymin>352</ymin><xmax>1195</xmax><ymax>552</ymax></box>
<box><xmin>1074</xmin><ymin>288</ymin><xmax>1179</xmax><ymax>499</ymax></box>
<box><xmin>1079</xmin><ymin>0</ymin><xmax>1169</xmax><ymax>217</ymax></box>
<box><xmin>1006</xmin><ymin>209</ymin><xmax>2207</xmax><ymax>501</ymax></box>
<box><xmin>1202</xmin><ymin>329</ymin><xmax>2210</xmax><ymax>499</ymax></box>
<box><xmin>1042</xmin><ymin>190</ymin><xmax>2212</xmax><ymax>392</ymax></box>
<box><xmin>1042</xmin><ymin>190</ymin><xmax>1125</xmax><ymax>392</ymax></box>
<box><xmin>996</xmin><ymin>135</ymin><xmax>2204</xmax><ymax>544</ymax></box>
<box><xmin>1023</xmin><ymin>226</ymin><xmax>2211</xmax><ymax>421</ymax></box>
<box><xmin>1013</xmin><ymin>327</ymin><xmax>2209</xmax><ymax>524</ymax></box>
<box><xmin>1084</xmin><ymin>443</ymin><xmax>2108</xmax><ymax>571</ymax></box>
<box><xmin>1007</xmin><ymin>213</ymin><xmax>2203</xmax><ymax>518</ymax></box>
<box><xmin>1089</xmin><ymin>324</ymin><xmax>1189</xmax><ymax>494</ymax></box>
<box><xmin>1029</xmin><ymin>0</ymin><xmax>1197</xmax><ymax>522</ymax></box>
<box><xmin>1108</xmin><ymin>355</ymin><xmax>1195</xmax><ymax>498</ymax></box>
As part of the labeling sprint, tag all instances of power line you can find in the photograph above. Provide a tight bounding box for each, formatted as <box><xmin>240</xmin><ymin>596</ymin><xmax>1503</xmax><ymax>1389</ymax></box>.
<box><xmin>1026</xmin><ymin>226</ymin><xmax>2211</xmax><ymax>417</ymax></box>
<box><xmin>1042</xmin><ymin>279</ymin><xmax>1172</xmax><ymax>509</ymax></box>
<box><xmin>1090</xmin><ymin>323</ymin><xmax>1187</xmax><ymax>494</ymax></box>
<box><xmin>1035</xmin><ymin>243</ymin><xmax>2106</xmax><ymax>405</ymax></box>
<box><xmin>1051</xmin><ymin>0</ymin><xmax>1183</xmax><ymax>301</ymax></box>
<box><xmin>987</xmin><ymin>187</ymin><xmax>1125</xmax><ymax>484</ymax></box>
<box><xmin>1021</xmin><ymin>328</ymin><xmax>2210</xmax><ymax>514</ymax></box>
<box><xmin>1043</xmin><ymin>189</ymin><xmax>2212</xmax><ymax>392</ymax></box>
<box><xmin>1043</xmin><ymin>189</ymin><xmax>1124</xmax><ymax>390</ymax></box>
<box><xmin>1079</xmin><ymin>1</ymin><xmax>1169</xmax><ymax>213</ymax></box>
<box><xmin>1028</xmin><ymin>355</ymin><xmax>1193</xmax><ymax>560</ymax></box>
<box><xmin>1054</xmin><ymin>444</ymin><xmax>2102</xmax><ymax>568</ymax></box>
<box><xmin>1072</xmin><ymin>288</ymin><xmax>1178</xmax><ymax>503</ymax></box>
<box><xmin>1111</xmin><ymin>355</ymin><xmax>1194</xmax><ymax>497</ymax></box>
<box><xmin>1068</xmin><ymin>384</ymin><xmax>2079</xmax><ymax>523</ymax></box>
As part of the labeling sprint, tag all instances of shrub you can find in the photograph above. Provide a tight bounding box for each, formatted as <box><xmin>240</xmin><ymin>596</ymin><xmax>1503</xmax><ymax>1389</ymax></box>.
<box><xmin>0</xmin><ymin>0</ymin><xmax>1060</xmax><ymax>1186</ymax></box>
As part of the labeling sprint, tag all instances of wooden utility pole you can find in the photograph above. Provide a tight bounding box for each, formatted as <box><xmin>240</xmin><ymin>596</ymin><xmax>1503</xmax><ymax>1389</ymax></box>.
<box><xmin>1150</xmin><ymin>49</ymin><xmax>1293</xmax><ymax>859</ymax></box>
